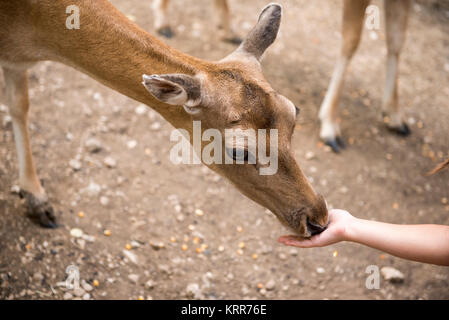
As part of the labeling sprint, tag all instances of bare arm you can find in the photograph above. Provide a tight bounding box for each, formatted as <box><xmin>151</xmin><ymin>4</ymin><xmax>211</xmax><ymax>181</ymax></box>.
<box><xmin>278</xmin><ymin>209</ymin><xmax>449</xmax><ymax>266</ymax></box>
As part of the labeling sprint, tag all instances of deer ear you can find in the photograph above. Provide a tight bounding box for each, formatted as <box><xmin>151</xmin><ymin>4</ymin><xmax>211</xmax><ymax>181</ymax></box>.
<box><xmin>238</xmin><ymin>3</ymin><xmax>282</xmax><ymax>61</ymax></box>
<box><xmin>142</xmin><ymin>74</ymin><xmax>201</xmax><ymax>107</ymax></box>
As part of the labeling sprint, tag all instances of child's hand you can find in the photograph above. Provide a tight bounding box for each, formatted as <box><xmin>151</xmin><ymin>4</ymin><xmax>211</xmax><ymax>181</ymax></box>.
<box><xmin>278</xmin><ymin>209</ymin><xmax>355</xmax><ymax>247</ymax></box>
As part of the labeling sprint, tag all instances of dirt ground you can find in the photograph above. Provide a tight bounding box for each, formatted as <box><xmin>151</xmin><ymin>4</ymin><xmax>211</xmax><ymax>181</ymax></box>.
<box><xmin>0</xmin><ymin>0</ymin><xmax>448</xmax><ymax>300</ymax></box>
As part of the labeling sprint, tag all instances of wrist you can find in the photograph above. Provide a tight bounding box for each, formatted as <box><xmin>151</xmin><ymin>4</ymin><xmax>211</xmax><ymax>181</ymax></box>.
<box><xmin>341</xmin><ymin>216</ymin><xmax>361</xmax><ymax>242</ymax></box>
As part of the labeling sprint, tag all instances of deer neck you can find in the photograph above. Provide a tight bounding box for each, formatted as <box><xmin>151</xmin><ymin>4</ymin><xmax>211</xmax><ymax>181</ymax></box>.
<box><xmin>33</xmin><ymin>0</ymin><xmax>209</xmax><ymax>130</ymax></box>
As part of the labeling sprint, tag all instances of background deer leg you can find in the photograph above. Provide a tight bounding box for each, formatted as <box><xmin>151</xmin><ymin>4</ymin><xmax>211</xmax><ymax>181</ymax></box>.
<box><xmin>382</xmin><ymin>0</ymin><xmax>410</xmax><ymax>135</ymax></box>
<box><xmin>152</xmin><ymin>0</ymin><xmax>173</xmax><ymax>38</ymax></box>
<box><xmin>3</xmin><ymin>67</ymin><xmax>57</xmax><ymax>228</ymax></box>
<box><xmin>319</xmin><ymin>0</ymin><xmax>369</xmax><ymax>153</ymax></box>
<box><xmin>214</xmin><ymin>0</ymin><xmax>241</xmax><ymax>45</ymax></box>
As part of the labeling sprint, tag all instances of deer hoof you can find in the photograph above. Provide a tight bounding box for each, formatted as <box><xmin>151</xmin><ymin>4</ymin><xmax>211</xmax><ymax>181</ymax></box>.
<box><xmin>157</xmin><ymin>26</ymin><xmax>174</xmax><ymax>39</ymax></box>
<box><xmin>324</xmin><ymin>136</ymin><xmax>346</xmax><ymax>153</ymax></box>
<box><xmin>20</xmin><ymin>191</ymin><xmax>59</xmax><ymax>228</ymax></box>
<box><xmin>388</xmin><ymin>122</ymin><xmax>411</xmax><ymax>136</ymax></box>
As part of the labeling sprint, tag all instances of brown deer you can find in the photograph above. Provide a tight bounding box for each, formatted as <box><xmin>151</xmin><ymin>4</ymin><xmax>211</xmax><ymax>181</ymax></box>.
<box><xmin>0</xmin><ymin>1</ymin><xmax>328</xmax><ymax>238</ymax></box>
<box><xmin>152</xmin><ymin>0</ymin><xmax>242</xmax><ymax>44</ymax></box>
<box><xmin>320</xmin><ymin>0</ymin><xmax>411</xmax><ymax>152</ymax></box>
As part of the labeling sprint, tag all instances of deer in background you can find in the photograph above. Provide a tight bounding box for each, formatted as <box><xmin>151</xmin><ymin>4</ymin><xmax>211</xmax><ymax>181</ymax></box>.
<box><xmin>0</xmin><ymin>1</ymin><xmax>328</xmax><ymax>238</ymax></box>
<box><xmin>320</xmin><ymin>0</ymin><xmax>411</xmax><ymax>152</ymax></box>
<box><xmin>152</xmin><ymin>0</ymin><xmax>242</xmax><ymax>44</ymax></box>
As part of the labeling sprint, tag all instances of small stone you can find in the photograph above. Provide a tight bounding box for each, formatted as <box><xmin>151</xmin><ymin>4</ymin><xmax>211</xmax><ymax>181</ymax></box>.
<box><xmin>103</xmin><ymin>229</ymin><xmax>111</xmax><ymax>236</ymax></box>
<box><xmin>278</xmin><ymin>253</ymin><xmax>287</xmax><ymax>260</ymax></box>
<box><xmin>150</xmin><ymin>122</ymin><xmax>161</xmax><ymax>131</ymax></box>
<box><xmin>305</xmin><ymin>151</ymin><xmax>315</xmax><ymax>160</ymax></box>
<box><xmin>195</xmin><ymin>209</ymin><xmax>204</xmax><ymax>216</ymax></box>
<box><xmin>69</xmin><ymin>159</ymin><xmax>82</xmax><ymax>171</ymax></box>
<box><xmin>103</xmin><ymin>156</ymin><xmax>117</xmax><ymax>168</ymax></box>
<box><xmin>265</xmin><ymin>280</ymin><xmax>276</xmax><ymax>291</ymax></box>
<box><xmin>145</xmin><ymin>280</ymin><xmax>155</xmax><ymax>290</ymax></box>
<box><xmin>85</xmin><ymin>138</ymin><xmax>103</xmax><ymax>153</ymax></box>
<box><xmin>381</xmin><ymin>267</ymin><xmax>404</xmax><ymax>283</ymax></box>
<box><xmin>123</xmin><ymin>250</ymin><xmax>139</xmax><ymax>265</ymax></box>
<box><xmin>84</xmin><ymin>181</ymin><xmax>101</xmax><ymax>196</ymax></box>
<box><xmin>128</xmin><ymin>274</ymin><xmax>139</xmax><ymax>284</ymax></box>
<box><xmin>127</xmin><ymin>140</ymin><xmax>137</xmax><ymax>149</ymax></box>
<box><xmin>73</xmin><ymin>287</ymin><xmax>85</xmax><ymax>297</ymax></box>
<box><xmin>316</xmin><ymin>267</ymin><xmax>325</xmax><ymax>274</ymax></box>
<box><xmin>10</xmin><ymin>185</ymin><xmax>21</xmax><ymax>194</ymax></box>
<box><xmin>339</xmin><ymin>186</ymin><xmax>348</xmax><ymax>194</ymax></box>
<box><xmin>135</xmin><ymin>105</ymin><xmax>147</xmax><ymax>115</ymax></box>
<box><xmin>185</xmin><ymin>283</ymin><xmax>202</xmax><ymax>299</ymax></box>
<box><xmin>70</xmin><ymin>228</ymin><xmax>84</xmax><ymax>238</ymax></box>
<box><xmin>100</xmin><ymin>196</ymin><xmax>109</xmax><ymax>206</ymax></box>
<box><xmin>81</xmin><ymin>282</ymin><xmax>93</xmax><ymax>292</ymax></box>
<box><xmin>76</xmin><ymin>238</ymin><xmax>86</xmax><ymax>249</ymax></box>
<box><xmin>33</xmin><ymin>273</ymin><xmax>44</xmax><ymax>281</ymax></box>
<box><xmin>63</xmin><ymin>292</ymin><xmax>73</xmax><ymax>300</ymax></box>
<box><xmin>150</xmin><ymin>241</ymin><xmax>165</xmax><ymax>250</ymax></box>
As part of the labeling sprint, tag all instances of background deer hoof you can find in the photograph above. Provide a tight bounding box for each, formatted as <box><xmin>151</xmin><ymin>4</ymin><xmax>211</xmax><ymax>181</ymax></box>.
<box><xmin>387</xmin><ymin>122</ymin><xmax>411</xmax><ymax>136</ymax></box>
<box><xmin>324</xmin><ymin>136</ymin><xmax>346</xmax><ymax>153</ymax></box>
<box><xmin>20</xmin><ymin>191</ymin><xmax>59</xmax><ymax>228</ymax></box>
<box><xmin>157</xmin><ymin>26</ymin><xmax>174</xmax><ymax>39</ymax></box>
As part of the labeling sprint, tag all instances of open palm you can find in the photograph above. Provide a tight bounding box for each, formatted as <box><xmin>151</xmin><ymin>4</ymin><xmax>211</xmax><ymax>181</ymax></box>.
<box><xmin>278</xmin><ymin>209</ymin><xmax>354</xmax><ymax>248</ymax></box>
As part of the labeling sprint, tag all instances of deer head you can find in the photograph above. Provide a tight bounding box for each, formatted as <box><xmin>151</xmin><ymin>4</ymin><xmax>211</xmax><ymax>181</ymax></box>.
<box><xmin>143</xmin><ymin>3</ymin><xmax>328</xmax><ymax>238</ymax></box>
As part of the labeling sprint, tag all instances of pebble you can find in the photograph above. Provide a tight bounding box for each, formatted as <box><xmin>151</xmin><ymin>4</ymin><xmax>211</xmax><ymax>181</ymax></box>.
<box><xmin>33</xmin><ymin>273</ymin><xmax>44</xmax><ymax>281</ymax></box>
<box><xmin>150</xmin><ymin>122</ymin><xmax>161</xmax><ymax>131</ymax></box>
<box><xmin>128</xmin><ymin>274</ymin><xmax>139</xmax><ymax>284</ymax></box>
<box><xmin>69</xmin><ymin>159</ymin><xmax>82</xmax><ymax>171</ymax></box>
<box><xmin>265</xmin><ymin>280</ymin><xmax>276</xmax><ymax>291</ymax></box>
<box><xmin>123</xmin><ymin>250</ymin><xmax>139</xmax><ymax>265</ymax></box>
<box><xmin>150</xmin><ymin>242</ymin><xmax>165</xmax><ymax>250</ymax></box>
<box><xmin>84</xmin><ymin>181</ymin><xmax>101</xmax><ymax>196</ymax></box>
<box><xmin>10</xmin><ymin>185</ymin><xmax>21</xmax><ymax>194</ymax></box>
<box><xmin>81</xmin><ymin>281</ymin><xmax>93</xmax><ymax>292</ymax></box>
<box><xmin>63</xmin><ymin>292</ymin><xmax>73</xmax><ymax>300</ymax></box>
<box><xmin>185</xmin><ymin>283</ymin><xmax>202</xmax><ymax>299</ymax></box>
<box><xmin>380</xmin><ymin>267</ymin><xmax>404</xmax><ymax>283</ymax></box>
<box><xmin>100</xmin><ymin>196</ymin><xmax>109</xmax><ymax>206</ymax></box>
<box><xmin>127</xmin><ymin>140</ymin><xmax>137</xmax><ymax>149</ymax></box>
<box><xmin>103</xmin><ymin>156</ymin><xmax>117</xmax><ymax>168</ymax></box>
<box><xmin>316</xmin><ymin>267</ymin><xmax>325</xmax><ymax>274</ymax></box>
<box><xmin>70</xmin><ymin>228</ymin><xmax>84</xmax><ymax>238</ymax></box>
<box><xmin>82</xmin><ymin>293</ymin><xmax>91</xmax><ymax>300</ymax></box>
<box><xmin>305</xmin><ymin>151</ymin><xmax>315</xmax><ymax>160</ymax></box>
<box><xmin>135</xmin><ymin>105</ymin><xmax>147</xmax><ymax>115</ymax></box>
<box><xmin>85</xmin><ymin>138</ymin><xmax>103</xmax><ymax>153</ymax></box>
<box><xmin>145</xmin><ymin>280</ymin><xmax>155</xmax><ymax>290</ymax></box>
<box><xmin>73</xmin><ymin>287</ymin><xmax>85</xmax><ymax>297</ymax></box>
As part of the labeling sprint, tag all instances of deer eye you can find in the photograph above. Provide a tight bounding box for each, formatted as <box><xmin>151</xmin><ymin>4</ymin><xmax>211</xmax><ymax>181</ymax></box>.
<box><xmin>225</xmin><ymin>147</ymin><xmax>253</xmax><ymax>163</ymax></box>
<box><xmin>295</xmin><ymin>105</ymin><xmax>300</xmax><ymax>117</ymax></box>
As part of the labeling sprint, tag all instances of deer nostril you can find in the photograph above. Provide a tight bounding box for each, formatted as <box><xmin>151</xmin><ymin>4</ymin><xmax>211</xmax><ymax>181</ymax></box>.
<box><xmin>306</xmin><ymin>219</ymin><xmax>326</xmax><ymax>236</ymax></box>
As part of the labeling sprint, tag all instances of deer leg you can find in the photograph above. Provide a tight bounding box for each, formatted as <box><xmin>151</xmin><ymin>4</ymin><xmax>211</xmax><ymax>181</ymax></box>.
<box><xmin>382</xmin><ymin>0</ymin><xmax>410</xmax><ymax>136</ymax></box>
<box><xmin>319</xmin><ymin>0</ymin><xmax>370</xmax><ymax>152</ymax></box>
<box><xmin>3</xmin><ymin>67</ymin><xmax>57</xmax><ymax>228</ymax></box>
<box><xmin>152</xmin><ymin>0</ymin><xmax>174</xmax><ymax>38</ymax></box>
<box><xmin>214</xmin><ymin>0</ymin><xmax>241</xmax><ymax>45</ymax></box>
